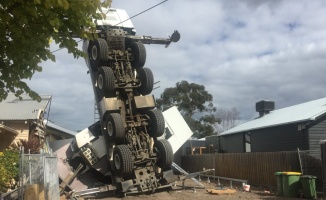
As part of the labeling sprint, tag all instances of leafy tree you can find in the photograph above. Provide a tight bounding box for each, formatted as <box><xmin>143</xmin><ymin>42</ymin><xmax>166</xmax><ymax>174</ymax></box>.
<box><xmin>183</xmin><ymin>115</ymin><xmax>220</xmax><ymax>139</ymax></box>
<box><xmin>0</xmin><ymin>149</ymin><xmax>19</xmax><ymax>193</ymax></box>
<box><xmin>0</xmin><ymin>0</ymin><xmax>112</xmax><ymax>101</ymax></box>
<box><xmin>156</xmin><ymin>80</ymin><xmax>220</xmax><ymax>138</ymax></box>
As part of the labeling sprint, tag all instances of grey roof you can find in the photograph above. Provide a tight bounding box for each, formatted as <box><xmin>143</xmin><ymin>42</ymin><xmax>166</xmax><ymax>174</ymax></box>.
<box><xmin>0</xmin><ymin>124</ymin><xmax>18</xmax><ymax>135</ymax></box>
<box><xmin>0</xmin><ymin>94</ymin><xmax>51</xmax><ymax>120</ymax></box>
<box><xmin>184</xmin><ymin>139</ymin><xmax>206</xmax><ymax>147</ymax></box>
<box><xmin>44</xmin><ymin>119</ymin><xmax>76</xmax><ymax>136</ymax></box>
<box><xmin>221</xmin><ymin>97</ymin><xmax>326</xmax><ymax>135</ymax></box>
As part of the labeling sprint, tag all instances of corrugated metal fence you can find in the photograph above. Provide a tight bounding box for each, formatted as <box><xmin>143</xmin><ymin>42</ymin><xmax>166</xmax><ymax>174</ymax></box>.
<box><xmin>181</xmin><ymin>151</ymin><xmax>321</xmax><ymax>190</ymax></box>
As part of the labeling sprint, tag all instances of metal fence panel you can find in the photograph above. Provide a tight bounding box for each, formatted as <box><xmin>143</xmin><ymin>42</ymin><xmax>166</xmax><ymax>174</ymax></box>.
<box><xmin>19</xmin><ymin>151</ymin><xmax>59</xmax><ymax>200</ymax></box>
<box><xmin>44</xmin><ymin>156</ymin><xmax>59</xmax><ymax>200</ymax></box>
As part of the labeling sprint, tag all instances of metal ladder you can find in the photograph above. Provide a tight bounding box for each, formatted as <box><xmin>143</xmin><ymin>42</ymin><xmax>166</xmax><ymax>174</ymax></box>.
<box><xmin>171</xmin><ymin>162</ymin><xmax>204</xmax><ymax>187</ymax></box>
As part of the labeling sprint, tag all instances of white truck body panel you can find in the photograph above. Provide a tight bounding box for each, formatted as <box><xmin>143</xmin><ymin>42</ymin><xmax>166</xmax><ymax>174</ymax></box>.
<box><xmin>96</xmin><ymin>8</ymin><xmax>134</xmax><ymax>30</ymax></box>
<box><xmin>163</xmin><ymin>106</ymin><xmax>193</xmax><ymax>154</ymax></box>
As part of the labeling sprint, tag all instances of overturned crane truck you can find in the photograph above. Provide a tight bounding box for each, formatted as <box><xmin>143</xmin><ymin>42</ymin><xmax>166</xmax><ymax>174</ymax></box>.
<box><xmin>60</xmin><ymin>8</ymin><xmax>181</xmax><ymax>195</ymax></box>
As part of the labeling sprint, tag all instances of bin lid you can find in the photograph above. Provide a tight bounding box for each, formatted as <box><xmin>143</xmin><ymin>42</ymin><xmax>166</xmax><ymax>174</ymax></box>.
<box><xmin>274</xmin><ymin>172</ymin><xmax>283</xmax><ymax>175</ymax></box>
<box><xmin>282</xmin><ymin>172</ymin><xmax>302</xmax><ymax>175</ymax></box>
<box><xmin>301</xmin><ymin>175</ymin><xmax>317</xmax><ymax>179</ymax></box>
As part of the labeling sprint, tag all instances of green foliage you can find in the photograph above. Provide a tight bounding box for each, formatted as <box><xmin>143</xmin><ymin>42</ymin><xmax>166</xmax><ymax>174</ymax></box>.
<box><xmin>0</xmin><ymin>149</ymin><xmax>19</xmax><ymax>193</ymax></box>
<box><xmin>157</xmin><ymin>80</ymin><xmax>220</xmax><ymax>138</ymax></box>
<box><xmin>157</xmin><ymin>80</ymin><xmax>216</xmax><ymax>117</ymax></box>
<box><xmin>183</xmin><ymin>115</ymin><xmax>219</xmax><ymax>139</ymax></box>
<box><xmin>0</xmin><ymin>0</ymin><xmax>112</xmax><ymax>101</ymax></box>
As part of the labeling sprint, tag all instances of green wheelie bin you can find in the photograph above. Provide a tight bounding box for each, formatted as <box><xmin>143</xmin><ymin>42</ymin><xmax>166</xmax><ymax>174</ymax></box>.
<box><xmin>274</xmin><ymin>172</ymin><xmax>283</xmax><ymax>196</ymax></box>
<box><xmin>282</xmin><ymin>172</ymin><xmax>301</xmax><ymax>197</ymax></box>
<box><xmin>301</xmin><ymin>175</ymin><xmax>317</xmax><ymax>199</ymax></box>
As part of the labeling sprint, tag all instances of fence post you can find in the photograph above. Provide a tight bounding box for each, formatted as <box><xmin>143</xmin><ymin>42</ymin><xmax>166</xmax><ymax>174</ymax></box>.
<box><xmin>297</xmin><ymin>148</ymin><xmax>303</xmax><ymax>174</ymax></box>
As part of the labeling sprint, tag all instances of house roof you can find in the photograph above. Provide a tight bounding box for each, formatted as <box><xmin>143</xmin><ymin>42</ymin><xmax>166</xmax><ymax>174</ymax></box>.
<box><xmin>44</xmin><ymin>119</ymin><xmax>76</xmax><ymax>137</ymax></box>
<box><xmin>0</xmin><ymin>124</ymin><xmax>19</xmax><ymax>135</ymax></box>
<box><xmin>184</xmin><ymin>139</ymin><xmax>206</xmax><ymax>147</ymax></box>
<box><xmin>221</xmin><ymin>97</ymin><xmax>326</xmax><ymax>135</ymax></box>
<box><xmin>0</xmin><ymin>94</ymin><xmax>51</xmax><ymax>120</ymax></box>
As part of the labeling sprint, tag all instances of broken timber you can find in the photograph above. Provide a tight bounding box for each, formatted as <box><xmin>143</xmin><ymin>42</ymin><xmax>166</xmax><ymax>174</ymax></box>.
<box><xmin>206</xmin><ymin>188</ymin><xmax>237</xmax><ymax>195</ymax></box>
<box><xmin>59</xmin><ymin>163</ymin><xmax>83</xmax><ymax>195</ymax></box>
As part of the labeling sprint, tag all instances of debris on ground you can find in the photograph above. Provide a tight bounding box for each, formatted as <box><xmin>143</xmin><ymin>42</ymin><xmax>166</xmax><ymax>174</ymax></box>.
<box><xmin>206</xmin><ymin>188</ymin><xmax>237</xmax><ymax>195</ymax></box>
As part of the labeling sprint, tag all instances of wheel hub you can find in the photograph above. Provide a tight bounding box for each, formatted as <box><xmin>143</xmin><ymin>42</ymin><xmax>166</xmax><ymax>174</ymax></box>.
<box><xmin>107</xmin><ymin>121</ymin><xmax>114</xmax><ymax>137</ymax></box>
<box><xmin>98</xmin><ymin>75</ymin><xmax>104</xmax><ymax>89</ymax></box>
<box><xmin>114</xmin><ymin>154</ymin><xmax>121</xmax><ymax>170</ymax></box>
<box><xmin>92</xmin><ymin>46</ymin><xmax>98</xmax><ymax>60</ymax></box>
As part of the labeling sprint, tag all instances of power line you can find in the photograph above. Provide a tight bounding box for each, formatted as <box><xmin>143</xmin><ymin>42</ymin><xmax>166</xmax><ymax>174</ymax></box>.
<box><xmin>51</xmin><ymin>40</ymin><xmax>82</xmax><ymax>53</ymax></box>
<box><xmin>51</xmin><ymin>0</ymin><xmax>168</xmax><ymax>54</ymax></box>
<box><xmin>114</xmin><ymin>0</ymin><xmax>168</xmax><ymax>26</ymax></box>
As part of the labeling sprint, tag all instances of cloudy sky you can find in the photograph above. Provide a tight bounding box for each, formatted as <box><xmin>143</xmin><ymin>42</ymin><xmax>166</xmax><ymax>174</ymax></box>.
<box><xmin>28</xmin><ymin>0</ymin><xmax>326</xmax><ymax>131</ymax></box>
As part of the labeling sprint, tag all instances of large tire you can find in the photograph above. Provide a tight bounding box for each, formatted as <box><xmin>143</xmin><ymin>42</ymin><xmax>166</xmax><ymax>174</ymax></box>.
<box><xmin>106</xmin><ymin>113</ymin><xmax>125</xmax><ymax>144</ymax></box>
<box><xmin>146</xmin><ymin>109</ymin><xmax>165</xmax><ymax>137</ymax></box>
<box><xmin>89</xmin><ymin>38</ymin><xmax>108</xmax><ymax>70</ymax></box>
<box><xmin>129</xmin><ymin>42</ymin><xmax>146</xmax><ymax>68</ymax></box>
<box><xmin>113</xmin><ymin>145</ymin><xmax>133</xmax><ymax>177</ymax></box>
<box><xmin>137</xmin><ymin>67</ymin><xmax>154</xmax><ymax>95</ymax></box>
<box><xmin>154</xmin><ymin>139</ymin><xmax>173</xmax><ymax>169</ymax></box>
<box><xmin>97</xmin><ymin>66</ymin><xmax>115</xmax><ymax>97</ymax></box>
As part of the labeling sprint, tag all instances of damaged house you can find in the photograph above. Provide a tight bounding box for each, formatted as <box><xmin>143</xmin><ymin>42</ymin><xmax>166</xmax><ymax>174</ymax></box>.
<box><xmin>0</xmin><ymin>94</ymin><xmax>75</xmax><ymax>151</ymax></box>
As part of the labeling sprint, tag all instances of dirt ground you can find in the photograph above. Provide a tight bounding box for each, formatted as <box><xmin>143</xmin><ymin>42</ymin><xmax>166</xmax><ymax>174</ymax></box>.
<box><xmin>79</xmin><ymin>179</ymin><xmax>311</xmax><ymax>200</ymax></box>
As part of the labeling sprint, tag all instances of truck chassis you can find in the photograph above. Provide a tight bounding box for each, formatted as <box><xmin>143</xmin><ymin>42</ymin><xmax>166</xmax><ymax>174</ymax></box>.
<box><xmin>63</xmin><ymin>8</ymin><xmax>180</xmax><ymax>194</ymax></box>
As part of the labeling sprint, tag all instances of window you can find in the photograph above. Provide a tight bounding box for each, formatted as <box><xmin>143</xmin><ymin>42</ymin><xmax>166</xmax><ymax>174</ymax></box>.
<box><xmin>245</xmin><ymin>132</ymin><xmax>251</xmax><ymax>152</ymax></box>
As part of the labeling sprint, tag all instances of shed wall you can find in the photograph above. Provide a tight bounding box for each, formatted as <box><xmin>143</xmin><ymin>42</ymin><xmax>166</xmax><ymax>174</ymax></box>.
<box><xmin>219</xmin><ymin>123</ymin><xmax>310</xmax><ymax>153</ymax></box>
<box><xmin>219</xmin><ymin>133</ymin><xmax>244</xmax><ymax>153</ymax></box>
<box><xmin>251</xmin><ymin>123</ymin><xmax>309</xmax><ymax>152</ymax></box>
<box><xmin>308</xmin><ymin>117</ymin><xmax>326</xmax><ymax>158</ymax></box>
<box><xmin>205</xmin><ymin>135</ymin><xmax>219</xmax><ymax>153</ymax></box>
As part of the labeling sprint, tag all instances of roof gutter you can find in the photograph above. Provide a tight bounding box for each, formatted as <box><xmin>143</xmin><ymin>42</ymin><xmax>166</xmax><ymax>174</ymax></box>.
<box><xmin>220</xmin><ymin>118</ymin><xmax>313</xmax><ymax>136</ymax></box>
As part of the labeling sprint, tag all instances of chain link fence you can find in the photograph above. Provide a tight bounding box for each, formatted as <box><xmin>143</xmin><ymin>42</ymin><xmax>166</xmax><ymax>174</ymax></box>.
<box><xmin>18</xmin><ymin>148</ymin><xmax>59</xmax><ymax>200</ymax></box>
